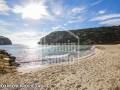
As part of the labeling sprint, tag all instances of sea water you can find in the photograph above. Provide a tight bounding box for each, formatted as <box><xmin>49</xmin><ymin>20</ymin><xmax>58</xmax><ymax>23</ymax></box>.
<box><xmin>0</xmin><ymin>44</ymin><xmax>93</xmax><ymax>69</ymax></box>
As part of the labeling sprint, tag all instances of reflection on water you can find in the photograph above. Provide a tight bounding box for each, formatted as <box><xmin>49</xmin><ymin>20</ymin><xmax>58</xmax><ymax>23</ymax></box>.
<box><xmin>0</xmin><ymin>44</ymin><xmax>93</xmax><ymax>68</ymax></box>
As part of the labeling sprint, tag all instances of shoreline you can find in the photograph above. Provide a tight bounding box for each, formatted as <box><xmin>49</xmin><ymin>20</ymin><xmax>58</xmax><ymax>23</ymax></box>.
<box><xmin>17</xmin><ymin>45</ymin><xmax>96</xmax><ymax>74</ymax></box>
<box><xmin>0</xmin><ymin>44</ymin><xmax>120</xmax><ymax>90</ymax></box>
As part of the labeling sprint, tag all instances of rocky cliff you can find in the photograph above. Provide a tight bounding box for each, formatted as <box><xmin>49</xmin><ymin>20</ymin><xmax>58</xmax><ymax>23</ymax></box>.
<box><xmin>39</xmin><ymin>25</ymin><xmax>120</xmax><ymax>45</ymax></box>
<box><xmin>0</xmin><ymin>36</ymin><xmax>12</xmax><ymax>45</ymax></box>
<box><xmin>0</xmin><ymin>49</ymin><xmax>19</xmax><ymax>74</ymax></box>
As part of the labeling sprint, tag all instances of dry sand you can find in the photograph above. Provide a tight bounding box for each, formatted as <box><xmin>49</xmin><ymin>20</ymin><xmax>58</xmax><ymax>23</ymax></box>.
<box><xmin>0</xmin><ymin>45</ymin><xmax>120</xmax><ymax>90</ymax></box>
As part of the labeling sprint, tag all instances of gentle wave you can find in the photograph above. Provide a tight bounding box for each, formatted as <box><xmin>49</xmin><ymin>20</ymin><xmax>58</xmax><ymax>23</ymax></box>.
<box><xmin>0</xmin><ymin>44</ymin><xmax>93</xmax><ymax>68</ymax></box>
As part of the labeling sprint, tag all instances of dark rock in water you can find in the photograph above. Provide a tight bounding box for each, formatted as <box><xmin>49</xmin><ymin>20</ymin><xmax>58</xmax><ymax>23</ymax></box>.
<box><xmin>0</xmin><ymin>50</ymin><xmax>10</xmax><ymax>56</ymax></box>
<box><xmin>0</xmin><ymin>49</ymin><xmax>19</xmax><ymax>74</ymax></box>
<box><xmin>39</xmin><ymin>25</ymin><xmax>120</xmax><ymax>45</ymax></box>
<box><xmin>0</xmin><ymin>36</ymin><xmax>12</xmax><ymax>45</ymax></box>
<box><xmin>9</xmin><ymin>56</ymin><xmax>16</xmax><ymax>61</ymax></box>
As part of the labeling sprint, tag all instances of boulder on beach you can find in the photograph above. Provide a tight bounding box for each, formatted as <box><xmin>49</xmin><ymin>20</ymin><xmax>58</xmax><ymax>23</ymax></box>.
<box><xmin>0</xmin><ymin>36</ymin><xmax>12</xmax><ymax>45</ymax></box>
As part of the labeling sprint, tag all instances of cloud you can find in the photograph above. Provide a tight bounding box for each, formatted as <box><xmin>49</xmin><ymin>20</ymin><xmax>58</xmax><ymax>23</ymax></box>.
<box><xmin>0</xmin><ymin>25</ymin><xmax>10</xmax><ymax>34</ymax></box>
<box><xmin>12</xmin><ymin>0</ymin><xmax>65</xmax><ymax>20</ymax></box>
<box><xmin>52</xmin><ymin>26</ymin><xmax>61</xmax><ymax>30</ymax></box>
<box><xmin>98</xmin><ymin>10</ymin><xmax>106</xmax><ymax>14</ymax></box>
<box><xmin>49</xmin><ymin>1</ymin><xmax>64</xmax><ymax>16</ymax></box>
<box><xmin>52</xmin><ymin>25</ymin><xmax>64</xmax><ymax>31</ymax></box>
<box><xmin>0</xmin><ymin>20</ymin><xmax>13</xmax><ymax>26</ymax></box>
<box><xmin>0</xmin><ymin>0</ymin><xmax>10</xmax><ymax>15</ymax></box>
<box><xmin>0</xmin><ymin>20</ymin><xmax>14</xmax><ymax>35</ymax></box>
<box><xmin>90</xmin><ymin>13</ymin><xmax>120</xmax><ymax>26</ymax></box>
<box><xmin>6</xmin><ymin>31</ymin><xmax>48</xmax><ymax>45</ymax></box>
<box><xmin>12</xmin><ymin>0</ymin><xmax>50</xmax><ymax>20</ymax></box>
<box><xmin>90</xmin><ymin>13</ymin><xmax>120</xmax><ymax>21</ymax></box>
<box><xmin>68</xmin><ymin>16</ymin><xmax>85</xmax><ymax>24</ymax></box>
<box><xmin>71</xmin><ymin>7</ymin><xmax>86</xmax><ymax>14</ymax></box>
<box><xmin>51</xmin><ymin>25</ymin><xmax>70</xmax><ymax>31</ymax></box>
<box><xmin>91</xmin><ymin>0</ymin><xmax>103</xmax><ymax>6</ymax></box>
<box><xmin>100</xmin><ymin>19</ymin><xmax>120</xmax><ymax>26</ymax></box>
<box><xmin>62</xmin><ymin>6</ymin><xmax>87</xmax><ymax>25</ymax></box>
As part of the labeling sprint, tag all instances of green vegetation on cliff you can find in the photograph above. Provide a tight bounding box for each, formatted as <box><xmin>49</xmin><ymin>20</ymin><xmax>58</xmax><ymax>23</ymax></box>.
<box><xmin>39</xmin><ymin>25</ymin><xmax>120</xmax><ymax>45</ymax></box>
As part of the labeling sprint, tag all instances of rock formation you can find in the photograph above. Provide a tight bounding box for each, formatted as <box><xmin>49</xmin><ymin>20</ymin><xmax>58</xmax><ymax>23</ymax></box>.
<box><xmin>0</xmin><ymin>50</ymin><xmax>19</xmax><ymax>74</ymax></box>
<box><xmin>39</xmin><ymin>25</ymin><xmax>120</xmax><ymax>45</ymax></box>
<box><xmin>0</xmin><ymin>36</ymin><xmax>12</xmax><ymax>45</ymax></box>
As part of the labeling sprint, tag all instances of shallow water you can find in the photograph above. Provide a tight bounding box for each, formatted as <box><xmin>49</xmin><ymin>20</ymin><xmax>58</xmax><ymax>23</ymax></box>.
<box><xmin>0</xmin><ymin>44</ymin><xmax>93</xmax><ymax>69</ymax></box>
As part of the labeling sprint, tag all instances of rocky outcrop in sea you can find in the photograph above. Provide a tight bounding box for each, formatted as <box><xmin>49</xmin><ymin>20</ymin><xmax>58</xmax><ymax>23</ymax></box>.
<box><xmin>0</xmin><ymin>36</ymin><xmax>12</xmax><ymax>45</ymax></box>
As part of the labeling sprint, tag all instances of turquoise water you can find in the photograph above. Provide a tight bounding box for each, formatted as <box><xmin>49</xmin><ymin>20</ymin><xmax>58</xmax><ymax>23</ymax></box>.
<box><xmin>0</xmin><ymin>44</ymin><xmax>93</xmax><ymax>68</ymax></box>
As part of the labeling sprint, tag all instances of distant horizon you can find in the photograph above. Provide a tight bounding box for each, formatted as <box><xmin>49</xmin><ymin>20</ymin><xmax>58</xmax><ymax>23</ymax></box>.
<box><xmin>1</xmin><ymin>24</ymin><xmax>120</xmax><ymax>45</ymax></box>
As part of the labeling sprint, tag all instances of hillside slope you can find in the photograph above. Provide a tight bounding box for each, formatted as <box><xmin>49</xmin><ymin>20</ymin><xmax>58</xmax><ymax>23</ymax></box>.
<box><xmin>0</xmin><ymin>36</ymin><xmax>12</xmax><ymax>45</ymax></box>
<box><xmin>39</xmin><ymin>26</ymin><xmax>120</xmax><ymax>45</ymax></box>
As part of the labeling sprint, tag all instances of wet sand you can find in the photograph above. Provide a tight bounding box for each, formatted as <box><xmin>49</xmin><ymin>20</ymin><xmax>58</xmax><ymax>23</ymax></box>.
<box><xmin>0</xmin><ymin>45</ymin><xmax>120</xmax><ymax>90</ymax></box>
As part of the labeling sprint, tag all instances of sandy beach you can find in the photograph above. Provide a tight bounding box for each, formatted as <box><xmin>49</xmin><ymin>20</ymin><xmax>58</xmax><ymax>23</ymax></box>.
<box><xmin>0</xmin><ymin>44</ymin><xmax>120</xmax><ymax>90</ymax></box>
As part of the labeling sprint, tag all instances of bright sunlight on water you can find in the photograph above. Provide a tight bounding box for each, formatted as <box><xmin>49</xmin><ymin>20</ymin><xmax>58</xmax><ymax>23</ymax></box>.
<box><xmin>0</xmin><ymin>44</ymin><xmax>93</xmax><ymax>69</ymax></box>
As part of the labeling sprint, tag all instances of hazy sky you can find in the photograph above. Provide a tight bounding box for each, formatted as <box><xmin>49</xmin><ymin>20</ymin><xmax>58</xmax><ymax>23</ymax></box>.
<box><xmin>0</xmin><ymin>0</ymin><xmax>120</xmax><ymax>45</ymax></box>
